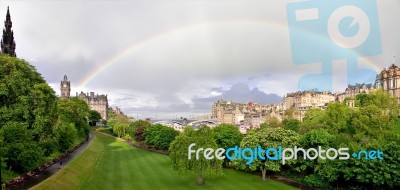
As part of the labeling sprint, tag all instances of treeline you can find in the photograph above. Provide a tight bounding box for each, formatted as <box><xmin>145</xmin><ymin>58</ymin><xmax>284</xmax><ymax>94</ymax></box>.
<box><xmin>169</xmin><ymin>90</ymin><xmax>400</xmax><ymax>189</ymax></box>
<box><xmin>0</xmin><ymin>55</ymin><xmax>90</xmax><ymax>183</ymax></box>
<box><xmin>105</xmin><ymin>111</ymin><xmax>179</xmax><ymax>151</ymax></box>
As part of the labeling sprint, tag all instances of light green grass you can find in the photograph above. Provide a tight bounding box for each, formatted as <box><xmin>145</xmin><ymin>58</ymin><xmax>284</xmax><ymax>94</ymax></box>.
<box><xmin>31</xmin><ymin>132</ymin><xmax>297</xmax><ymax>190</ymax></box>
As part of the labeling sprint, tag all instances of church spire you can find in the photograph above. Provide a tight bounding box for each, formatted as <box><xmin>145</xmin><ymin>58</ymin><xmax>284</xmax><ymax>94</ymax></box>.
<box><xmin>1</xmin><ymin>6</ymin><xmax>16</xmax><ymax>57</ymax></box>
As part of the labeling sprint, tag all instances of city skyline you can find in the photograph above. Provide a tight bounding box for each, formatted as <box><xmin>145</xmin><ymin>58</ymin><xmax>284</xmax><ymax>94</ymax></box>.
<box><xmin>3</xmin><ymin>1</ymin><xmax>400</xmax><ymax>118</ymax></box>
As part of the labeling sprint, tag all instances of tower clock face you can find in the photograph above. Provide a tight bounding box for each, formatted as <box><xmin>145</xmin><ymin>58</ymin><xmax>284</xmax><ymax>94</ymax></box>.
<box><xmin>63</xmin><ymin>84</ymin><xmax>67</xmax><ymax>87</ymax></box>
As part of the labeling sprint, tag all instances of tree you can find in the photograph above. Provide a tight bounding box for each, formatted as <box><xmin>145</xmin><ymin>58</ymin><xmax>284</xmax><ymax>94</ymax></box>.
<box><xmin>56</xmin><ymin>123</ymin><xmax>78</xmax><ymax>152</ymax></box>
<box><xmin>355</xmin><ymin>93</ymin><xmax>372</xmax><ymax>107</ymax></box>
<box><xmin>1</xmin><ymin>123</ymin><xmax>44</xmax><ymax>172</ymax></box>
<box><xmin>284</xmin><ymin>107</ymin><xmax>299</xmax><ymax>119</ymax></box>
<box><xmin>112</xmin><ymin>122</ymin><xmax>129</xmax><ymax>138</ymax></box>
<box><xmin>300</xmin><ymin>108</ymin><xmax>326</xmax><ymax>133</ymax></box>
<box><xmin>212</xmin><ymin>124</ymin><xmax>243</xmax><ymax>164</ymax></box>
<box><xmin>134</xmin><ymin>125</ymin><xmax>147</xmax><ymax>142</ymax></box>
<box><xmin>324</xmin><ymin>102</ymin><xmax>352</xmax><ymax>134</ymax></box>
<box><xmin>0</xmin><ymin>129</ymin><xmax>3</xmax><ymax>184</ymax></box>
<box><xmin>297</xmin><ymin>91</ymin><xmax>400</xmax><ymax>189</ymax></box>
<box><xmin>213</xmin><ymin>124</ymin><xmax>242</xmax><ymax>149</ymax></box>
<box><xmin>144</xmin><ymin>124</ymin><xmax>179</xmax><ymax>150</ymax></box>
<box><xmin>57</xmin><ymin>98</ymin><xmax>90</xmax><ymax>138</ymax></box>
<box><xmin>0</xmin><ymin>55</ymin><xmax>58</xmax><ymax>173</ymax></box>
<box><xmin>294</xmin><ymin>129</ymin><xmax>333</xmax><ymax>179</ymax></box>
<box><xmin>88</xmin><ymin>110</ymin><xmax>102</xmax><ymax>125</ymax></box>
<box><xmin>170</xmin><ymin>127</ymin><xmax>223</xmax><ymax>185</ymax></box>
<box><xmin>264</xmin><ymin>116</ymin><xmax>282</xmax><ymax>128</ymax></box>
<box><xmin>282</xmin><ymin>118</ymin><xmax>300</xmax><ymax>132</ymax></box>
<box><xmin>130</xmin><ymin>120</ymin><xmax>151</xmax><ymax>141</ymax></box>
<box><xmin>235</xmin><ymin>128</ymin><xmax>299</xmax><ymax>181</ymax></box>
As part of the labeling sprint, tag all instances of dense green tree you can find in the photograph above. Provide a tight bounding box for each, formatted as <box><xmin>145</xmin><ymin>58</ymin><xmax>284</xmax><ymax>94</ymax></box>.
<box><xmin>57</xmin><ymin>98</ymin><xmax>90</xmax><ymax>138</ymax></box>
<box><xmin>56</xmin><ymin>123</ymin><xmax>78</xmax><ymax>152</ymax></box>
<box><xmin>30</xmin><ymin>83</ymin><xmax>58</xmax><ymax>141</ymax></box>
<box><xmin>0</xmin><ymin>129</ymin><xmax>3</xmax><ymax>185</ymax></box>
<box><xmin>364</xmin><ymin>89</ymin><xmax>398</xmax><ymax>114</ymax></box>
<box><xmin>324</xmin><ymin>102</ymin><xmax>352</xmax><ymax>134</ymax></box>
<box><xmin>112</xmin><ymin>122</ymin><xmax>129</xmax><ymax>138</ymax></box>
<box><xmin>293</xmin><ymin>128</ymin><xmax>333</xmax><ymax>184</ymax></box>
<box><xmin>1</xmin><ymin>123</ymin><xmax>44</xmax><ymax>172</ymax></box>
<box><xmin>213</xmin><ymin>124</ymin><xmax>243</xmax><ymax>149</ymax></box>
<box><xmin>264</xmin><ymin>116</ymin><xmax>282</xmax><ymax>128</ymax></box>
<box><xmin>144</xmin><ymin>124</ymin><xmax>179</xmax><ymax>150</ymax></box>
<box><xmin>212</xmin><ymin>124</ymin><xmax>243</xmax><ymax>164</ymax></box>
<box><xmin>39</xmin><ymin>137</ymin><xmax>58</xmax><ymax>157</ymax></box>
<box><xmin>129</xmin><ymin>120</ymin><xmax>151</xmax><ymax>131</ymax></box>
<box><xmin>282</xmin><ymin>118</ymin><xmax>300</xmax><ymax>132</ymax></box>
<box><xmin>235</xmin><ymin>128</ymin><xmax>299</xmax><ymax>180</ymax></box>
<box><xmin>300</xmin><ymin>108</ymin><xmax>326</xmax><ymax>133</ymax></box>
<box><xmin>107</xmin><ymin>114</ymin><xmax>131</xmax><ymax>128</ymax></box>
<box><xmin>0</xmin><ymin>55</ymin><xmax>54</xmax><ymax>129</ymax></box>
<box><xmin>296</xmin><ymin>91</ymin><xmax>400</xmax><ymax>189</ymax></box>
<box><xmin>170</xmin><ymin>127</ymin><xmax>223</xmax><ymax>185</ymax></box>
<box><xmin>355</xmin><ymin>93</ymin><xmax>372</xmax><ymax>107</ymax></box>
<box><xmin>134</xmin><ymin>125</ymin><xmax>147</xmax><ymax>142</ymax></box>
<box><xmin>130</xmin><ymin>120</ymin><xmax>151</xmax><ymax>141</ymax></box>
<box><xmin>88</xmin><ymin>110</ymin><xmax>102</xmax><ymax>125</ymax></box>
<box><xmin>259</xmin><ymin>123</ymin><xmax>269</xmax><ymax>129</ymax></box>
<box><xmin>0</xmin><ymin>55</ymin><xmax>59</xmax><ymax>173</ymax></box>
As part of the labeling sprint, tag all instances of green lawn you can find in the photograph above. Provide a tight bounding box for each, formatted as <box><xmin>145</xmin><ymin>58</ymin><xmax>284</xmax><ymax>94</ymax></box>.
<box><xmin>31</xmin><ymin>132</ymin><xmax>297</xmax><ymax>190</ymax></box>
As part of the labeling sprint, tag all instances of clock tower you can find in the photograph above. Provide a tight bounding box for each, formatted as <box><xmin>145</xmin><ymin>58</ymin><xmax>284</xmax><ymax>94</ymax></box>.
<box><xmin>60</xmin><ymin>74</ymin><xmax>71</xmax><ymax>99</ymax></box>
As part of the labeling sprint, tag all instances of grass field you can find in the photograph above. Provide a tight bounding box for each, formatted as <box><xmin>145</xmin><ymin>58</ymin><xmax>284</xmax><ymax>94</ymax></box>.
<box><xmin>31</xmin><ymin>132</ymin><xmax>297</xmax><ymax>190</ymax></box>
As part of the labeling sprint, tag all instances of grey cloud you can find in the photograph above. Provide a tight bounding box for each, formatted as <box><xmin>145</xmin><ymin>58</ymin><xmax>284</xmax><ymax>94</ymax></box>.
<box><xmin>108</xmin><ymin>83</ymin><xmax>281</xmax><ymax>118</ymax></box>
<box><xmin>5</xmin><ymin>0</ymin><xmax>400</xmax><ymax>118</ymax></box>
<box><xmin>214</xmin><ymin>83</ymin><xmax>281</xmax><ymax>104</ymax></box>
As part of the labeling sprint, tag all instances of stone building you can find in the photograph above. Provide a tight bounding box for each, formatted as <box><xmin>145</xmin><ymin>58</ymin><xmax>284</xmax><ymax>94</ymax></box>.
<box><xmin>281</xmin><ymin>91</ymin><xmax>336</xmax><ymax>120</ymax></box>
<box><xmin>282</xmin><ymin>91</ymin><xmax>335</xmax><ymax>109</ymax></box>
<box><xmin>115</xmin><ymin>106</ymin><xmax>122</xmax><ymax>115</ymax></box>
<box><xmin>336</xmin><ymin>83</ymin><xmax>375</xmax><ymax>103</ymax></box>
<box><xmin>60</xmin><ymin>74</ymin><xmax>71</xmax><ymax>99</ymax></box>
<box><xmin>210</xmin><ymin>63</ymin><xmax>400</xmax><ymax>125</ymax></box>
<box><xmin>76</xmin><ymin>92</ymin><xmax>108</xmax><ymax>120</ymax></box>
<box><xmin>60</xmin><ymin>75</ymin><xmax>109</xmax><ymax>120</ymax></box>
<box><xmin>375</xmin><ymin>64</ymin><xmax>400</xmax><ymax>103</ymax></box>
<box><xmin>211</xmin><ymin>99</ymin><xmax>279</xmax><ymax>128</ymax></box>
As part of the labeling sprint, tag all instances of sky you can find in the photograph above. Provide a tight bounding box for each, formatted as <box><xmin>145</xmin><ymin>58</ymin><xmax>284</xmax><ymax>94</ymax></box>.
<box><xmin>3</xmin><ymin>0</ymin><xmax>400</xmax><ymax>119</ymax></box>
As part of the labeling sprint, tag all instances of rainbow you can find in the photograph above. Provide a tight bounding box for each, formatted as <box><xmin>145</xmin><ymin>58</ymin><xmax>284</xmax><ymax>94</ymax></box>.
<box><xmin>78</xmin><ymin>19</ymin><xmax>382</xmax><ymax>88</ymax></box>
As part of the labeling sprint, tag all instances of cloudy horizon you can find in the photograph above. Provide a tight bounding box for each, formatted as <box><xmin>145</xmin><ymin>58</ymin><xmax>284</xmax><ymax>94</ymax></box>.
<box><xmin>4</xmin><ymin>0</ymin><xmax>400</xmax><ymax>118</ymax></box>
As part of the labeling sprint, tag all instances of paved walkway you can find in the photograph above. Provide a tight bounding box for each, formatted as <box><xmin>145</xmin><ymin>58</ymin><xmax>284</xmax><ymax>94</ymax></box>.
<box><xmin>6</xmin><ymin>133</ymin><xmax>94</xmax><ymax>190</ymax></box>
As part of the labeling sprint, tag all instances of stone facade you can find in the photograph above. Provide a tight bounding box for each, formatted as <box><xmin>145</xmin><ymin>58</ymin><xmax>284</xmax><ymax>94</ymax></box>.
<box><xmin>212</xmin><ymin>92</ymin><xmax>337</xmax><ymax>125</ymax></box>
<box><xmin>60</xmin><ymin>75</ymin><xmax>109</xmax><ymax>120</ymax></box>
<box><xmin>115</xmin><ymin>106</ymin><xmax>122</xmax><ymax>115</ymax></box>
<box><xmin>375</xmin><ymin>64</ymin><xmax>400</xmax><ymax>103</ymax></box>
<box><xmin>211</xmin><ymin>99</ymin><xmax>280</xmax><ymax>128</ymax></box>
<box><xmin>283</xmin><ymin>91</ymin><xmax>336</xmax><ymax>110</ymax></box>
<box><xmin>211</xmin><ymin>64</ymin><xmax>400</xmax><ymax>127</ymax></box>
<box><xmin>60</xmin><ymin>74</ymin><xmax>71</xmax><ymax>99</ymax></box>
<box><xmin>335</xmin><ymin>83</ymin><xmax>375</xmax><ymax>107</ymax></box>
<box><xmin>76</xmin><ymin>92</ymin><xmax>108</xmax><ymax>120</ymax></box>
<box><xmin>281</xmin><ymin>91</ymin><xmax>336</xmax><ymax>120</ymax></box>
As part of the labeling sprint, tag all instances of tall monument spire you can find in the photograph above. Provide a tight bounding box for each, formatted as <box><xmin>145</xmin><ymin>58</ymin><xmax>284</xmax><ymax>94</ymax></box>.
<box><xmin>1</xmin><ymin>6</ymin><xmax>16</xmax><ymax>57</ymax></box>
